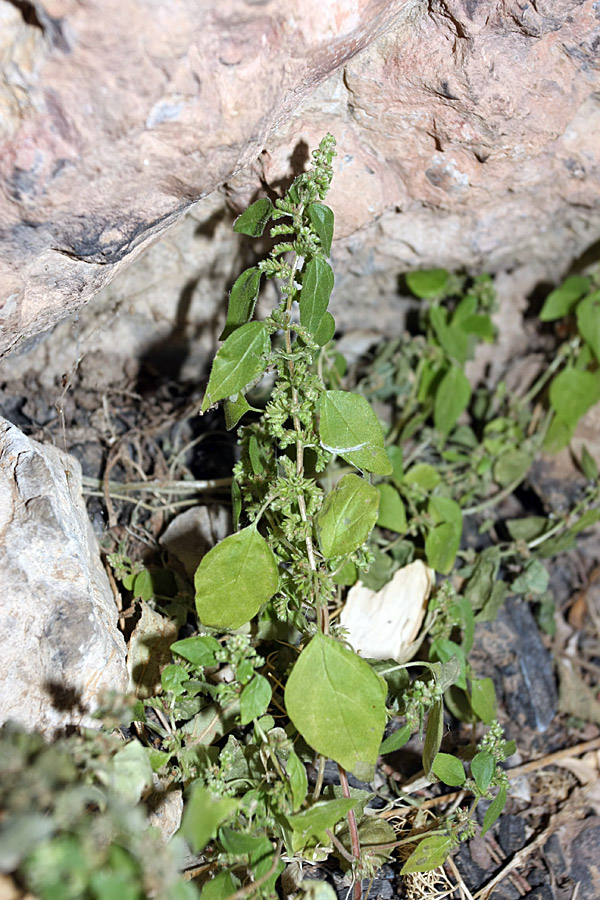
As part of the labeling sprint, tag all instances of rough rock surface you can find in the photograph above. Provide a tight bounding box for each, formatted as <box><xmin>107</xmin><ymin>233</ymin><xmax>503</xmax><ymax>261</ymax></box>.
<box><xmin>0</xmin><ymin>0</ymin><xmax>405</xmax><ymax>358</ymax></box>
<box><xmin>2</xmin><ymin>1</ymin><xmax>599</xmax><ymax>361</ymax></box>
<box><xmin>0</xmin><ymin>417</ymin><xmax>128</xmax><ymax>735</ymax></box>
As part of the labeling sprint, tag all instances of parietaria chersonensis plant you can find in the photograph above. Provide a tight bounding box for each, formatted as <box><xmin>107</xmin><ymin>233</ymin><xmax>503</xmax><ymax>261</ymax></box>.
<box><xmin>6</xmin><ymin>135</ymin><xmax>600</xmax><ymax>900</ymax></box>
<box><xmin>164</xmin><ymin>135</ymin><xmax>518</xmax><ymax>892</ymax></box>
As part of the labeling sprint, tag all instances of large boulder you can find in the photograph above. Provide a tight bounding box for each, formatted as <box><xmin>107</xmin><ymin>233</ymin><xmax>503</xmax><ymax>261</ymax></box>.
<box><xmin>0</xmin><ymin>418</ymin><xmax>128</xmax><ymax>735</ymax></box>
<box><xmin>0</xmin><ymin>0</ymin><xmax>406</xmax><ymax>358</ymax></box>
<box><xmin>1</xmin><ymin>0</ymin><xmax>598</xmax><ymax>362</ymax></box>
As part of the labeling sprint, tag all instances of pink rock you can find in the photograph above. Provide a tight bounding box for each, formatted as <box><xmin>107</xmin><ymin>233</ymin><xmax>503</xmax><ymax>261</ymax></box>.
<box><xmin>1</xmin><ymin>0</ymin><xmax>599</xmax><ymax>359</ymax></box>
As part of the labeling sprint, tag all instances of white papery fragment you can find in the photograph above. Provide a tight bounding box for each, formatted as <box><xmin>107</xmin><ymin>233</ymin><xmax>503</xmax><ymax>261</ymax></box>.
<box><xmin>340</xmin><ymin>560</ymin><xmax>434</xmax><ymax>663</ymax></box>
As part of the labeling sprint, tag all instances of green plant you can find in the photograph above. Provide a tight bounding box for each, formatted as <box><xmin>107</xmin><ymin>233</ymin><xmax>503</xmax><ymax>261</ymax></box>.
<box><xmin>125</xmin><ymin>135</ymin><xmax>518</xmax><ymax>895</ymax></box>
<box><xmin>7</xmin><ymin>136</ymin><xmax>600</xmax><ymax>900</ymax></box>
<box><xmin>0</xmin><ymin>722</ymin><xmax>198</xmax><ymax>900</ymax></box>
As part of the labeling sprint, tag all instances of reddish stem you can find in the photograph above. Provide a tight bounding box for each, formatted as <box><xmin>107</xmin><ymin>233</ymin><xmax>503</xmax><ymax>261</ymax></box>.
<box><xmin>338</xmin><ymin>764</ymin><xmax>362</xmax><ymax>900</ymax></box>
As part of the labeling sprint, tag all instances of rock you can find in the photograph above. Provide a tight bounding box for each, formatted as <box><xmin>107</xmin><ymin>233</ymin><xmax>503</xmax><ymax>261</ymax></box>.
<box><xmin>147</xmin><ymin>783</ymin><xmax>184</xmax><ymax>845</ymax></box>
<box><xmin>0</xmin><ymin>0</ymin><xmax>406</xmax><ymax>359</ymax></box>
<box><xmin>2</xmin><ymin>1</ymin><xmax>599</xmax><ymax>362</ymax></box>
<box><xmin>235</xmin><ymin>1</ymin><xmax>600</xmax><ymax>344</ymax></box>
<box><xmin>0</xmin><ymin>417</ymin><xmax>128</xmax><ymax>735</ymax></box>
<box><xmin>470</xmin><ymin>596</ymin><xmax>558</xmax><ymax>737</ymax></box>
<box><xmin>160</xmin><ymin>505</ymin><xmax>230</xmax><ymax>579</ymax></box>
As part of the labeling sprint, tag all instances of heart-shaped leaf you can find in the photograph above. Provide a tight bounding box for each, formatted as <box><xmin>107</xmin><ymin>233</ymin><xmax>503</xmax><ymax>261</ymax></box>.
<box><xmin>285</xmin><ymin>632</ymin><xmax>387</xmax><ymax>779</ymax></box>
<box><xmin>220</xmin><ymin>267</ymin><xmax>262</xmax><ymax>340</ymax></box>
<box><xmin>202</xmin><ymin>322</ymin><xmax>269</xmax><ymax>411</ymax></box>
<box><xmin>195</xmin><ymin>526</ymin><xmax>279</xmax><ymax>629</ymax></box>
<box><xmin>317</xmin><ymin>474</ymin><xmax>379</xmax><ymax>557</ymax></box>
<box><xmin>233</xmin><ymin>197</ymin><xmax>274</xmax><ymax>236</ymax></box>
<box><xmin>319</xmin><ymin>390</ymin><xmax>392</xmax><ymax>475</ymax></box>
<box><xmin>308</xmin><ymin>202</ymin><xmax>334</xmax><ymax>256</ymax></box>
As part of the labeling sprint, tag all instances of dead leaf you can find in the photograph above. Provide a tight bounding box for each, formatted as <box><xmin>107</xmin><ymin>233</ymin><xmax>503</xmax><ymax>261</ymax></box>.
<box><xmin>557</xmin><ymin>657</ymin><xmax>600</xmax><ymax>726</ymax></box>
<box><xmin>340</xmin><ymin>560</ymin><xmax>434</xmax><ymax>663</ymax></box>
<box><xmin>127</xmin><ymin>601</ymin><xmax>178</xmax><ymax>699</ymax></box>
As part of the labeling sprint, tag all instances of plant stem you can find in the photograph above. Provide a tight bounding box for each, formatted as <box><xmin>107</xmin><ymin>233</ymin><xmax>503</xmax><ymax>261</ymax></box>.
<box><xmin>283</xmin><ymin>247</ymin><xmax>319</xmax><ymax>578</ymax></box>
<box><xmin>339</xmin><ymin>765</ymin><xmax>362</xmax><ymax>900</ymax></box>
<box><xmin>520</xmin><ymin>338</ymin><xmax>579</xmax><ymax>407</ymax></box>
<box><xmin>313</xmin><ymin>754</ymin><xmax>326</xmax><ymax>801</ymax></box>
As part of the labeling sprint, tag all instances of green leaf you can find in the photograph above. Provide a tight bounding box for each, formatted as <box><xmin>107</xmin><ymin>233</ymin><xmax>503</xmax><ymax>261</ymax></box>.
<box><xmin>576</xmin><ymin>291</ymin><xmax>600</xmax><ymax>360</ymax></box>
<box><xmin>430</xmin><ymin>639</ymin><xmax>467</xmax><ymax>690</ymax></box>
<box><xmin>423</xmin><ymin>700</ymin><xmax>443</xmax><ymax>776</ymax></box>
<box><xmin>458</xmin><ymin>593</ymin><xmax>475</xmax><ymax>655</ymax></box>
<box><xmin>425</xmin><ymin>524</ymin><xmax>458</xmax><ymax>572</ymax></box>
<box><xmin>219</xmin><ymin>827</ymin><xmax>267</xmax><ymax>856</ymax></box>
<box><xmin>220</xmin><ymin>267</ymin><xmax>262</xmax><ymax>340</ymax></box>
<box><xmin>470</xmin><ymin>677</ymin><xmax>496</xmax><ymax>724</ymax></box>
<box><xmin>580</xmin><ymin>445</ymin><xmax>599</xmax><ymax>482</ymax></box>
<box><xmin>171</xmin><ymin>634</ymin><xmax>221</xmax><ymax>667</ymax></box>
<box><xmin>300</xmin><ymin>258</ymin><xmax>334</xmax><ymax>337</ymax></box>
<box><xmin>202</xmin><ymin>322</ymin><xmax>269</xmax><ymax>411</ymax></box>
<box><xmin>287</xmin><ymin>750</ymin><xmax>308</xmax><ymax>811</ymax></box>
<box><xmin>133</xmin><ymin>569</ymin><xmax>154</xmax><ymax>601</ymax></box>
<box><xmin>285</xmin><ymin>632</ymin><xmax>387</xmax><ymax>779</ymax></box>
<box><xmin>481</xmin><ymin>786</ymin><xmax>507</xmax><ymax>835</ymax></box>
<box><xmin>179</xmin><ymin>785</ymin><xmax>239</xmax><ymax>853</ymax></box>
<box><xmin>240</xmin><ymin>674</ymin><xmax>272</xmax><ymax>725</ymax></box>
<box><xmin>401</xmin><ymin>835</ymin><xmax>453</xmax><ymax>874</ymax></box>
<box><xmin>246</xmin><ymin>835</ymin><xmax>283</xmax><ymax>889</ymax></box>
<box><xmin>376</xmin><ymin>484</ymin><xmax>407</xmax><ymax>534</ymax></box>
<box><xmin>539</xmin><ymin>275</ymin><xmax>590</xmax><ymax>321</ymax></box>
<box><xmin>224</xmin><ymin>392</ymin><xmax>253</xmax><ymax>430</ymax></box>
<box><xmin>379</xmin><ymin>723</ymin><xmax>412</xmax><ymax>754</ymax></box>
<box><xmin>431</xmin><ymin>752</ymin><xmax>466</xmax><ymax>786</ymax></box>
<box><xmin>406</xmin><ymin>269</ymin><xmax>448</xmax><ymax>299</ymax></box>
<box><xmin>429</xmin><ymin>306</ymin><xmax>470</xmax><ymax>364</ymax></box>
<box><xmin>404</xmin><ymin>463</ymin><xmax>441</xmax><ymax>491</ymax></box>
<box><xmin>313</xmin><ymin>311</ymin><xmax>336</xmax><ymax>347</ymax></box>
<box><xmin>506</xmin><ymin>516</ymin><xmax>548</xmax><ymax>542</ymax></box>
<box><xmin>493</xmin><ymin>449</ymin><xmax>532</xmax><ymax>487</ymax></box>
<box><xmin>308</xmin><ymin>202</ymin><xmax>334</xmax><ymax>256</ymax></box>
<box><xmin>571</xmin><ymin>508</ymin><xmax>600</xmax><ymax>535</ymax></box>
<box><xmin>146</xmin><ymin>747</ymin><xmax>171</xmax><ymax>772</ymax></box>
<box><xmin>425</xmin><ymin>523</ymin><xmax>459</xmax><ymax>575</ymax></box>
<box><xmin>319</xmin><ymin>390</ymin><xmax>392</xmax><ymax>475</ymax></box>
<box><xmin>460</xmin><ymin>313</ymin><xmax>495</xmax><ymax>342</ymax></box>
<box><xmin>386</xmin><ymin>445</ymin><xmax>404</xmax><ymax>487</ymax></box>
<box><xmin>542</xmin><ymin>415</ymin><xmax>575</xmax><ymax>453</ymax></box>
<box><xmin>438</xmin><ymin>655</ymin><xmax>463</xmax><ymax>692</ymax></box>
<box><xmin>248</xmin><ymin>434</ymin><xmax>265</xmax><ymax>475</ymax></box>
<box><xmin>471</xmin><ymin>750</ymin><xmax>495</xmax><ymax>793</ymax></box>
<box><xmin>109</xmin><ymin>741</ymin><xmax>153</xmax><ymax>805</ymax></box>
<box><xmin>200</xmin><ymin>871</ymin><xmax>240</xmax><ymax>900</ymax></box>
<box><xmin>434</xmin><ymin>366</ymin><xmax>471</xmax><ymax>437</ymax></box>
<box><xmin>549</xmin><ymin>366</ymin><xmax>600</xmax><ymax>428</ymax></box>
<box><xmin>195</xmin><ymin>526</ymin><xmax>279</xmax><ymax>629</ymax></box>
<box><xmin>161</xmin><ymin>664</ymin><xmax>188</xmax><ymax>696</ymax></box>
<box><xmin>287</xmin><ymin>797</ymin><xmax>357</xmax><ymax>849</ymax></box>
<box><xmin>332</xmin><ymin>561</ymin><xmax>358</xmax><ymax>586</ymax></box>
<box><xmin>233</xmin><ymin>197</ymin><xmax>274</xmax><ymax>236</ymax></box>
<box><xmin>298</xmin><ymin>881</ymin><xmax>337</xmax><ymax>900</ymax></box>
<box><xmin>317</xmin><ymin>474</ymin><xmax>380</xmax><ymax>557</ymax></box>
<box><xmin>512</xmin><ymin>559</ymin><xmax>549</xmax><ymax>595</ymax></box>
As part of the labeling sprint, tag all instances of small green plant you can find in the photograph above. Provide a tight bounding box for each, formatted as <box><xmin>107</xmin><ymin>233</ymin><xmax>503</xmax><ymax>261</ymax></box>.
<box><xmin>0</xmin><ymin>722</ymin><xmax>197</xmax><ymax>900</ymax></box>
<box><xmin>133</xmin><ymin>135</ymin><xmax>518</xmax><ymax>894</ymax></box>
